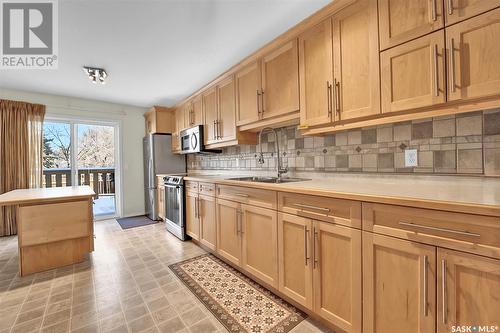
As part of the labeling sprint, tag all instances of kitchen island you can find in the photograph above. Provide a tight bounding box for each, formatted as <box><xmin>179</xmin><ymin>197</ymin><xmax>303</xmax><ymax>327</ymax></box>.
<box><xmin>0</xmin><ymin>186</ymin><xmax>95</xmax><ymax>276</ymax></box>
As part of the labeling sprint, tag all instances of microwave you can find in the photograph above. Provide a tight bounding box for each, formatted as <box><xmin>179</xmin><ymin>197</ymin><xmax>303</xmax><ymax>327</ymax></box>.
<box><xmin>179</xmin><ymin>125</ymin><xmax>221</xmax><ymax>154</ymax></box>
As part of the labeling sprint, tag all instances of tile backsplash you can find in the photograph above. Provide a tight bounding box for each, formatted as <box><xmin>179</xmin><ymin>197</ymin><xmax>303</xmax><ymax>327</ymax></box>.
<box><xmin>188</xmin><ymin>109</ymin><xmax>500</xmax><ymax>176</ymax></box>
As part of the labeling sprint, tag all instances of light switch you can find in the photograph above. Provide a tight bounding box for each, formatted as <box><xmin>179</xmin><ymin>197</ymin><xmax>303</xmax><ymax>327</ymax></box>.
<box><xmin>405</xmin><ymin>149</ymin><xmax>418</xmax><ymax>167</ymax></box>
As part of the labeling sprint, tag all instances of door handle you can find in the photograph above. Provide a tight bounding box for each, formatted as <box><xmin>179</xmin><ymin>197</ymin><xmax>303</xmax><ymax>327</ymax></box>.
<box><xmin>423</xmin><ymin>255</ymin><xmax>428</xmax><ymax>317</ymax></box>
<box><xmin>448</xmin><ymin>0</ymin><xmax>453</xmax><ymax>15</ymax></box>
<box><xmin>304</xmin><ymin>226</ymin><xmax>310</xmax><ymax>266</ymax></box>
<box><xmin>260</xmin><ymin>89</ymin><xmax>265</xmax><ymax>116</ymax></box>
<box><xmin>334</xmin><ymin>78</ymin><xmax>341</xmax><ymax>117</ymax></box>
<box><xmin>449</xmin><ymin>38</ymin><xmax>456</xmax><ymax>93</ymax></box>
<box><xmin>213</xmin><ymin>120</ymin><xmax>216</xmax><ymax>140</ymax></box>
<box><xmin>326</xmin><ymin>81</ymin><xmax>332</xmax><ymax>117</ymax></box>
<box><xmin>431</xmin><ymin>0</ymin><xmax>437</xmax><ymax>21</ymax></box>
<box><xmin>442</xmin><ymin>259</ymin><xmax>447</xmax><ymax>324</ymax></box>
<box><xmin>256</xmin><ymin>90</ymin><xmax>261</xmax><ymax>118</ymax></box>
<box><xmin>313</xmin><ymin>227</ymin><xmax>319</xmax><ymax>269</ymax></box>
<box><xmin>433</xmin><ymin>44</ymin><xmax>440</xmax><ymax>97</ymax></box>
<box><xmin>194</xmin><ymin>197</ymin><xmax>198</xmax><ymax>218</ymax></box>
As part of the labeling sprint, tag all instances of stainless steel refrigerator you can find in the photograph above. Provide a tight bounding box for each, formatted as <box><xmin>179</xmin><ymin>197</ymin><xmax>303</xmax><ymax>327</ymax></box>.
<box><xmin>143</xmin><ymin>134</ymin><xmax>186</xmax><ymax>220</ymax></box>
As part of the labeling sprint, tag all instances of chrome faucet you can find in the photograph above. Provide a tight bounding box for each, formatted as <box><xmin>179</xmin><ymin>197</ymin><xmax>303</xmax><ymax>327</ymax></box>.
<box><xmin>257</xmin><ymin>127</ymin><xmax>288</xmax><ymax>179</ymax></box>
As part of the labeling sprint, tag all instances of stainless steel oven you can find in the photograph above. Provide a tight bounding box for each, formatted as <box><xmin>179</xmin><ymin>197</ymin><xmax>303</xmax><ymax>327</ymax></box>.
<box><xmin>163</xmin><ymin>175</ymin><xmax>186</xmax><ymax>240</ymax></box>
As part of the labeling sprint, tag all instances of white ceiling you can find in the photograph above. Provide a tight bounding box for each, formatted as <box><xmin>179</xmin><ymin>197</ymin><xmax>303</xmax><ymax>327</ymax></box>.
<box><xmin>0</xmin><ymin>0</ymin><xmax>331</xmax><ymax>108</ymax></box>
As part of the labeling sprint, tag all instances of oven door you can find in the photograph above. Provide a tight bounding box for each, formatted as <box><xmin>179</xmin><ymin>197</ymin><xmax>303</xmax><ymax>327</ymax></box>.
<box><xmin>180</xmin><ymin>128</ymin><xmax>201</xmax><ymax>154</ymax></box>
<box><xmin>164</xmin><ymin>183</ymin><xmax>184</xmax><ymax>228</ymax></box>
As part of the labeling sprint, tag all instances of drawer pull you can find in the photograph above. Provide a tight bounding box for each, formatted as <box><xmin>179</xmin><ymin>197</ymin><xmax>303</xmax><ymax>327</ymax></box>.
<box><xmin>398</xmin><ymin>221</ymin><xmax>480</xmax><ymax>238</ymax></box>
<box><xmin>293</xmin><ymin>203</ymin><xmax>330</xmax><ymax>214</ymax></box>
<box><xmin>234</xmin><ymin>193</ymin><xmax>250</xmax><ymax>198</ymax></box>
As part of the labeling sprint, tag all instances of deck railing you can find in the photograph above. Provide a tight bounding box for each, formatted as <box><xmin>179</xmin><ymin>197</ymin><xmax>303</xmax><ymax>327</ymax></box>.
<box><xmin>42</xmin><ymin>167</ymin><xmax>115</xmax><ymax>195</ymax></box>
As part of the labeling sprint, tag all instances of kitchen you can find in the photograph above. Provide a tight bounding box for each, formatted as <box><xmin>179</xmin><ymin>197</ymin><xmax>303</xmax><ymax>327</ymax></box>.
<box><xmin>1</xmin><ymin>0</ymin><xmax>500</xmax><ymax>332</ymax></box>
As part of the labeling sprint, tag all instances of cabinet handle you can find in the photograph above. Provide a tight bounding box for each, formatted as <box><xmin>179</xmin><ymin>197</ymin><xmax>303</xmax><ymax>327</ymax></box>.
<box><xmin>431</xmin><ymin>0</ymin><xmax>437</xmax><ymax>21</ymax></box>
<box><xmin>304</xmin><ymin>226</ymin><xmax>310</xmax><ymax>266</ymax></box>
<box><xmin>313</xmin><ymin>227</ymin><xmax>319</xmax><ymax>269</ymax></box>
<box><xmin>326</xmin><ymin>81</ymin><xmax>332</xmax><ymax>116</ymax></box>
<box><xmin>423</xmin><ymin>255</ymin><xmax>428</xmax><ymax>317</ymax></box>
<box><xmin>334</xmin><ymin>79</ymin><xmax>341</xmax><ymax>116</ymax></box>
<box><xmin>293</xmin><ymin>203</ymin><xmax>330</xmax><ymax>214</ymax></box>
<box><xmin>240</xmin><ymin>210</ymin><xmax>245</xmax><ymax>235</ymax></box>
<box><xmin>216</xmin><ymin>119</ymin><xmax>221</xmax><ymax>140</ymax></box>
<box><xmin>194</xmin><ymin>197</ymin><xmax>198</xmax><ymax>218</ymax></box>
<box><xmin>213</xmin><ymin>120</ymin><xmax>216</xmax><ymax>140</ymax></box>
<box><xmin>398</xmin><ymin>221</ymin><xmax>480</xmax><ymax>237</ymax></box>
<box><xmin>448</xmin><ymin>0</ymin><xmax>453</xmax><ymax>15</ymax></box>
<box><xmin>449</xmin><ymin>38</ymin><xmax>456</xmax><ymax>93</ymax></box>
<box><xmin>256</xmin><ymin>90</ymin><xmax>261</xmax><ymax>117</ymax></box>
<box><xmin>260</xmin><ymin>90</ymin><xmax>265</xmax><ymax>116</ymax></box>
<box><xmin>442</xmin><ymin>259</ymin><xmax>447</xmax><ymax>324</ymax></box>
<box><xmin>234</xmin><ymin>193</ymin><xmax>250</xmax><ymax>198</ymax></box>
<box><xmin>433</xmin><ymin>44</ymin><xmax>439</xmax><ymax>97</ymax></box>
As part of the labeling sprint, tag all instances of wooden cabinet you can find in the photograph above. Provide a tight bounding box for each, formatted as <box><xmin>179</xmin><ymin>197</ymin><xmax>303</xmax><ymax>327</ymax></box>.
<box><xmin>199</xmin><ymin>194</ymin><xmax>216</xmax><ymax>251</ymax></box>
<box><xmin>445</xmin><ymin>0</ymin><xmax>500</xmax><ymax>25</ymax></box>
<box><xmin>216</xmin><ymin>198</ymin><xmax>241</xmax><ymax>266</ymax></box>
<box><xmin>172</xmin><ymin>106</ymin><xmax>185</xmax><ymax>151</ymax></box>
<box><xmin>186</xmin><ymin>95</ymin><xmax>203</xmax><ymax>127</ymax></box>
<box><xmin>446</xmin><ymin>8</ymin><xmax>500</xmax><ymax>102</ymax></box>
<box><xmin>437</xmin><ymin>248</ymin><xmax>500</xmax><ymax>332</ymax></box>
<box><xmin>240</xmin><ymin>204</ymin><xmax>278</xmax><ymax>288</ymax></box>
<box><xmin>363</xmin><ymin>232</ymin><xmax>436</xmax><ymax>333</ymax></box>
<box><xmin>144</xmin><ymin>106</ymin><xmax>175</xmax><ymax>134</ymax></box>
<box><xmin>378</xmin><ymin>0</ymin><xmax>444</xmax><ymax>50</ymax></box>
<box><xmin>236</xmin><ymin>61</ymin><xmax>261</xmax><ymax>126</ymax></box>
<box><xmin>217</xmin><ymin>76</ymin><xmax>237</xmax><ymax>142</ymax></box>
<box><xmin>333</xmin><ymin>0</ymin><xmax>380</xmax><ymax>121</ymax></box>
<box><xmin>157</xmin><ymin>179</ymin><xmax>165</xmax><ymax>221</ymax></box>
<box><xmin>381</xmin><ymin>30</ymin><xmax>446</xmax><ymax>114</ymax></box>
<box><xmin>299</xmin><ymin>19</ymin><xmax>334</xmax><ymax>127</ymax></box>
<box><xmin>185</xmin><ymin>191</ymin><xmax>200</xmax><ymax>241</ymax></box>
<box><xmin>278</xmin><ymin>213</ymin><xmax>313</xmax><ymax>309</ymax></box>
<box><xmin>202</xmin><ymin>86</ymin><xmax>218</xmax><ymax>145</ymax></box>
<box><xmin>261</xmin><ymin>40</ymin><xmax>299</xmax><ymax>120</ymax></box>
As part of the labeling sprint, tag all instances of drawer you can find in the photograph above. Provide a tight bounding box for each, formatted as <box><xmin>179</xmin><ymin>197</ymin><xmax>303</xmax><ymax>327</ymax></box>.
<box><xmin>363</xmin><ymin>203</ymin><xmax>500</xmax><ymax>259</ymax></box>
<box><xmin>185</xmin><ymin>181</ymin><xmax>198</xmax><ymax>192</ymax></box>
<box><xmin>199</xmin><ymin>182</ymin><xmax>215</xmax><ymax>195</ymax></box>
<box><xmin>278</xmin><ymin>192</ymin><xmax>361</xmax><ymax>229</ymax></box>
<box><xmin>216</xmin><ymin>184</ymin><xmax>277</xmax><ymax>209</ymax></box>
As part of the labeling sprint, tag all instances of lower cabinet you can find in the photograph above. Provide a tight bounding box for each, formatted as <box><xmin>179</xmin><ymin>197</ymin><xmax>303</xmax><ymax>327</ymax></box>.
<box><xmin>216</xmin><ymin>198</ymin><xmax>279</xmax><ymax>288</ymax></box>
<box><xmin>437</xmin><ymin>248</ymin><xmax>500</xmax><ymax>333</ymax></box>
<box><xmin>185</xmin><ymin>191</ymin><xmax>200</xmax><ymax>240</ymax></box>
<box><xmin>363</xmin><ymin>232</ymin><xmax>436</xmax><ymax>333</ymax></box>
<box><xmin>199</xmin><ymin>194</ymin><xmax>216</xmax><ymax>251</ymax></box>
<box><xmin>278</xmin><ymin>213</ymin><xmax>362</xmax><ymax>333</ymax></box>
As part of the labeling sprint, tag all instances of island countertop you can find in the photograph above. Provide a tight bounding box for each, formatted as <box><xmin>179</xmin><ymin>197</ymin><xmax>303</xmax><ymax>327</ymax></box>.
<box><xmin>185</xmin><ymin>173</ymin><xmax>500</xmax><ymax>217</ymax></box>
<box><xmin>0</xmin><ymin>186</ymin><xmax>96</xmax><ymax>206</ymax></box>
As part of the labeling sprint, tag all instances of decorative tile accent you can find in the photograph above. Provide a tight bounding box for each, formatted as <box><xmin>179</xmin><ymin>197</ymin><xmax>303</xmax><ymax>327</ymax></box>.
<box><xmin>187</xmin><ymin>109</ymin><xmax>500</xmax><ymax>176</ymax></box>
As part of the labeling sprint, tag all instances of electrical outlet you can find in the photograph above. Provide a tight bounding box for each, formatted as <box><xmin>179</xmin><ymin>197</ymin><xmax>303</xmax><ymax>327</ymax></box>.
<box><xmin>405</xmin><ymin>149</ymin><xmax>418</xmax><ymax>167</ymax></box>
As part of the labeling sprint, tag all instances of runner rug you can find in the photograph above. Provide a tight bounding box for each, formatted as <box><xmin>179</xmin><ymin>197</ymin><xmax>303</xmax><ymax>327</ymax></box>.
<box><xmin>169</xmin><ymin>254</ymin><xmax>307</xmax><ymax>333</ymax></box>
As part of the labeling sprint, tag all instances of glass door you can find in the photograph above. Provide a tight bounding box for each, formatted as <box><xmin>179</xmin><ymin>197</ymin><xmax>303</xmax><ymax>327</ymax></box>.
<box><xmin>42</xmin><ymin>121</ymin><xmax>73</xmax><ymax>188</ymax></box>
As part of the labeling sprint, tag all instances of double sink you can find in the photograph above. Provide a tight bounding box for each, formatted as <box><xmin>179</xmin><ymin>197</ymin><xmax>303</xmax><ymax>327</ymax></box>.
<box><xmin>228</xmin><ymin>176</ymin><xmax>310</xmax><ymax>184</ymax></box>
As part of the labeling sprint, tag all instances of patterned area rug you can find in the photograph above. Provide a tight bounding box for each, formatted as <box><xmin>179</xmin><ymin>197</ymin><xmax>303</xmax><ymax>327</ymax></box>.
<box><xmin>169</xmin><ymin>254</ymin><xmax>307</xmax><ymax>333</ymax></box>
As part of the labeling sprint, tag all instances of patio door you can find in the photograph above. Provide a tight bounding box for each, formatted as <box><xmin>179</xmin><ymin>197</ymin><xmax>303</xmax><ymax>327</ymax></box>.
<box><xmin>42</xmin><ymin>119</ymin><xmax>120</xmax><ymax>219</ymax></box>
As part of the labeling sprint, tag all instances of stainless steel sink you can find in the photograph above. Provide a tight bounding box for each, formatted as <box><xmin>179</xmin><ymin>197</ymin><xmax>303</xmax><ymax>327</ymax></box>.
<box><xmin>228</xmin><ymin>176</ymin><xmax>310</xmax><ymax>184</ymax></box>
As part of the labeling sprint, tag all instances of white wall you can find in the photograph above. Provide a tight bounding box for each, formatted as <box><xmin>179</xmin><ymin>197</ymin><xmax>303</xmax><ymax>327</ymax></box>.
<box><xmin>0</xmin><ymin>88</ymin><xmax>148</xmax><ymax>217</ymax></box>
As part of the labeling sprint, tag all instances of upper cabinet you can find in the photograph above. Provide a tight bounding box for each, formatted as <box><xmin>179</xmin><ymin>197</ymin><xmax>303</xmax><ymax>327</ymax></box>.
<box><xmin>186</xmin><ymin>95</ymin><xmax>203</xmax><ymax>127</ymax></box>
<box><xmin>381</xmin><ymin>30</ymin><xmax>446</xmax><ymax>113</ymax></box>
<box><xmin>299</xmin><ymin>0</ymin><xmax>380</xmax><ymax>127</ymax></box>
<box><xmin>378</xmin><ymin>0</ymin><xmax>444</xmax><ymax>50</ymax></box>
<box><xmin>236</xmin><ymin>40</ymin><xmax>300</xmax><ymax>129</ymax></box>
<box><xmin>446</xmin><ymin>7</ymin><xmax>500</xmax><ymax>101</ymax></box>
<box><xmin>217</xmin><ymin>76</ymin><xmax>237</xmax><ymax>142</ymax></box>
<box><xmin>202</xmin><ymin>86</ymin><xmax>218</xmax><ymax>145</ymax></box>
<box><xmin>445</xmin><ymin>0</ymin><xmax>500</xmax><ymax>25</ymax></box>
<box><xmin>144</xmin><ymin>106</ymin><xmax>175</xmax><ymax>134</ymax></box>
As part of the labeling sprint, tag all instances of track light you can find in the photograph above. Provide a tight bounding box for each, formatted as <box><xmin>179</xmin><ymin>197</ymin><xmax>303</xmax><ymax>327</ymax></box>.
<box><xmin>83</xmin><ymin>66</ymin><xmax>108</xmax><ymax>85</ymax></box>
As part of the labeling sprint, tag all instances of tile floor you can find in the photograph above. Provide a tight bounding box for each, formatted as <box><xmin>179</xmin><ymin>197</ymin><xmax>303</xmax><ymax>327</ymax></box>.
<box><xmin>0</xmin><ymin>220</ymin><xmax>332</xmax><ymax>333</ymax></box>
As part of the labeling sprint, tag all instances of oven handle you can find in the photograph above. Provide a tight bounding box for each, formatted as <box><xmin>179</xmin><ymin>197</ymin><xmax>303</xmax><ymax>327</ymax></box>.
<box><xmin>164</xmin><ymin>183</ymin><xmax>182</xmax><ymax>189</ymax></box>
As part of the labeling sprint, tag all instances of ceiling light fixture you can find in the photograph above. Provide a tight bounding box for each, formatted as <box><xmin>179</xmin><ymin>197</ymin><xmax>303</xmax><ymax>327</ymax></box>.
<box><xmin>83</xmin><ymin>66</ymin><xmax>108</xmax><ymax>85</ymax></box>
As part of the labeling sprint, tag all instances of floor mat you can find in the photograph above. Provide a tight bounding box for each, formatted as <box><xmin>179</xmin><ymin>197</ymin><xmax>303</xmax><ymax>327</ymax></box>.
<box><xmin>169</xmin><ymin>253</ymin><xmax>307</xmax><ymax>333</ymax></box>
<box><xmin>116</xmin><ymin>215</ymin><xmax>157</xmax><ymax>230</ymax></box>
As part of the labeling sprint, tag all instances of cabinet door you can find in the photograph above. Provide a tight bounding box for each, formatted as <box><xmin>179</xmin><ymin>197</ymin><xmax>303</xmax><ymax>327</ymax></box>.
<box><xmin>381</xmin><ymin>30</ymin><xmax>446</xmax><ymax>114</ymax></box>
<box><xmin>447</xmin><ymin>8</ymin><xmax>500</xmax><ymax>102</ymax></box>
<box><xmin>217</xmin><ymin>76</ymin><xmax>237</xmax><ymax>142</ymax></box>
<box><xmin>363</xmin><ymin>232</ymin><xmax>436</xmax><ymax>333</ymax></box>
<box><xmin>378</xmin><ymin>0</ymin><xmax>444</xmax><ymax>50</ymax></box>
<box><xmin>445</xmin><ymin>0</ymin><xmax>500</xmax><ymax>25</ymax></box>
<box><xmin>277</xmin><ymin>213</ymin><xmax>313</xmax><ymax>309</ymax></box>
<box><xmin>261</xmin><ymin>40</ymin><xmax>299</xmax><ymax>119</ymax></box>
<box><xmin>203</xmin><ymin>87</ymin><xmax>218</xmax><ymax>145</ymax></box>
<box><xmin>241</xmin><ymin>204</ymin><xmax>278</xmax><ymax>288</ymax></box>
<box><xmin>299</xmin><ymin>19</ymin><xmax>334</xmax><ymax>127</ymax></box>
<box><xmin>216</xmin><ymin>198</ymin><xmax>241</xmax><ymax>266</ymax></box>
<box><xmin>236</xmin><ymin>61</ymin><xmax>261</xmax><ymax>126</ymax></box>
<box><xmin>333</xmin><ymin>0</ymin><xmax>380</xmax><ymax>121</ymax></box>
<box><xmin>158</xmin><ymin>185</ymin><xmax>165</xmax><ymax>220</ymax></box>
<box><xmin>191</xmin><ymin>95</ymin><xmax>203</xmax><ymax>126</ymax></box>
<box><xmin>313</xmin><ymin>221</ymin><xmax>361</xmax><ymax>333</ymax></box>
<box><xmin>172</xmin><ymin>107</ymin><xmax>184</xmax><ymax>151</ymax></box>
<box><xmin>199</xmin><ymin>194</ymin><xmax>216</xmax><ymax>251</ymax></box>
<box><xmin>185</xmin><ymin>192</ymin><xmax>199</xmax><ymax>240</ymax></box>
<box><xmin>437</xmin><ymin>248</ymin><xmax>500</xmax><ymax>333</ymax></box>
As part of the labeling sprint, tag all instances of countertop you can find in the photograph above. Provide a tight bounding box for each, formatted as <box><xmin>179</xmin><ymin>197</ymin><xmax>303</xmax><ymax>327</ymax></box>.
<box><xmin>0</xmin><ymin>186</ymin><xmax>96</xmax><ymax>206</ymax></box>
<box><xmin>185</xmin><ymin>173</ymin><xmax>500</xmax><ymax>217</ymax></box>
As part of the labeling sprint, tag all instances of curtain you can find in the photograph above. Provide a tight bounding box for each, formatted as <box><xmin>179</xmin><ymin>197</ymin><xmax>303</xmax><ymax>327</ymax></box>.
<box><xmin>0</xmin><ymin>99</ymin><xmax>45</xmax><ymax>236</ymax></box>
